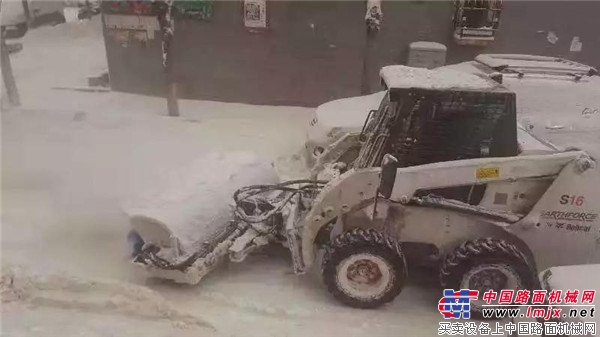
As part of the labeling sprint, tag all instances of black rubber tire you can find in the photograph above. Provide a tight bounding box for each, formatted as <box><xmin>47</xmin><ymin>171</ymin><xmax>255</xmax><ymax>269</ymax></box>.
<box><xmin>322</xmin><ymin>228</ymin><xmax>408</xmax><ymax>309</ymax></box>
<box><xmin>439</xmin><ymin>238</ymin><xmax>536</xmax><ymax>319</ymax></box>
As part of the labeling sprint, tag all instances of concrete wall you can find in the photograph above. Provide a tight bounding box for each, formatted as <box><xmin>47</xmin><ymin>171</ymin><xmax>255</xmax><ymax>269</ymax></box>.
<box><xmin>172</xmin><ymin>1</ymin><xmax>366</xmax><ymax>106</ymax></box>
<box><xmin>102</xmin><ymin>1</ymin><xmax>600</xmax><ymax>107</ymax></box>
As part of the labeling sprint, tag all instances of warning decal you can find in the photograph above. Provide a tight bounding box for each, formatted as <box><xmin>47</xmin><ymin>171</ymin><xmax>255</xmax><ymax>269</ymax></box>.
<box><xmin>476</xmin><ymin>167</ymin><xmax>499</xmax><ymax>179</ymax></box>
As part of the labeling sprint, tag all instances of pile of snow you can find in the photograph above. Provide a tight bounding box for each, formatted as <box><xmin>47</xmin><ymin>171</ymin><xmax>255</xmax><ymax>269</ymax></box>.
<box><xmin>315</xmin><ymin>91</ymin><xmax>386</xmax><ymax>128</ymax></box>
<box><xmin>124</xmin><ymin>152</ymin><xmax>279</xmax><ymax>256</ymax></box>
<box><xmin>380</xmin><ymin>65</ymin><xmax>496</xmax><ymax>90</ymax></box>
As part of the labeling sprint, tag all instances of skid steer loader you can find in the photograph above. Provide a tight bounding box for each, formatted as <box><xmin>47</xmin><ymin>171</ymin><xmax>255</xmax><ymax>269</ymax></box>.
<box><xmin>127</xmin><ymin>66</ymin><xmax>599</xmax><ymax>316</ymax></box>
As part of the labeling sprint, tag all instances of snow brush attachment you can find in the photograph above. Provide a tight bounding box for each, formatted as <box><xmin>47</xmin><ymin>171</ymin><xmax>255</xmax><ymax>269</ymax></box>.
<box><xmin>124</xmin><ymin>152</ymin><xmax>281</xmax><ymax>284</ymax></box>
<box><xmin>134</xmin><ymin>220</ymin><xmax>241</xmax><ymax>272</ymax></box>
<box><xmin>125</xmin><ymin>152</ymin><xmax>328</xmax><ymax>285</ymax></box>
<box><xmin>130</xmin><ymin>179</ymin><xmax>326</xmax><ymax>284</ymax></box>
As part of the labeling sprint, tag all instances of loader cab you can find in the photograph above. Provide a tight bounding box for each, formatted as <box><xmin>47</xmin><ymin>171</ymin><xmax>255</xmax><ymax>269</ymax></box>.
<box><xmin>358</xmin><ymin>65</ymin><xmax>518</xmax><ymax>204</ymax></box>
<box><xmin>357</xmin><ymin>65</ymin><xmax>517</xmax><ymax>169</ymax></box>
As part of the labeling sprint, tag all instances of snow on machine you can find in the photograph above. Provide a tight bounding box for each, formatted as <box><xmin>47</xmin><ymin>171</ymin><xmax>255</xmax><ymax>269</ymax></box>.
<box><xmin>126</xmin><ymin>66</ymin><xmax>599</xmax><ymax>317</ymax></box>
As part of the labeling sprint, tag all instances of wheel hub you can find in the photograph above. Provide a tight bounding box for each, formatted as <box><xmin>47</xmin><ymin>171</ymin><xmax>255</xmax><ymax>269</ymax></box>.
<box><xmin>347</xmin><ymin>259</ymin><xmax>383</xmax><ymax>285</ymax></box>
<box><xmin>468</xmin><ymin>268</ymin><xmax>508</xmax><ymax>293</ymax></box>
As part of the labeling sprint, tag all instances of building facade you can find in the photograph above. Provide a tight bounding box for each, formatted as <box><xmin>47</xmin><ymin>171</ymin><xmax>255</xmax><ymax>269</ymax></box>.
<box><xmin>102</xmin><ymin>1</ymin><xmax>600</xmax><ymax>107</ymax></box>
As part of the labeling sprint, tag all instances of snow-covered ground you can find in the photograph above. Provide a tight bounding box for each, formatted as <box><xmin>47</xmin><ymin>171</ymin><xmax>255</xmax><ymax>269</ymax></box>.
<box><xmin>1</xmin><ymin>16</ymin><xmax>448</xmax><ymax>337</ymax></box>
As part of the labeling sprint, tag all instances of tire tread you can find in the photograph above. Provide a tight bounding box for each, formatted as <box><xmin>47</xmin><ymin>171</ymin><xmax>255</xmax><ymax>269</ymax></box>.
<box><xmin>322</xmin><ymin>228</ymin><xmax>407</xmax><ymax>309</ymax></box>
<box><xmin>439</xmin><ymin>238</ymin><xmax>536</xmax><ymax>319</ymax></box>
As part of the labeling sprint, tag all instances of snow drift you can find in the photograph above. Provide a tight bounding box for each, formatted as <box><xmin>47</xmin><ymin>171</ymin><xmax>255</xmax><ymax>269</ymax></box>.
<box><xmin>124</xmin><ymin>152</ymin><xmax>279</xmax><ymax>257</ymax></box>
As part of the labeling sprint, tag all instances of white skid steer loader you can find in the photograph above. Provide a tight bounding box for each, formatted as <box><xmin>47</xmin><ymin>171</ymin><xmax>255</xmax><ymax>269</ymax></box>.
<box><xmin>126</xmin><ymin>67</ymin><xmax>599</xmax><ymax>317</ymax></box>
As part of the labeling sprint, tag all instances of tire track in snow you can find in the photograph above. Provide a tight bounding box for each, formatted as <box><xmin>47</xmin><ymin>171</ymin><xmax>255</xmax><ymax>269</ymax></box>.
<box><xmin>1</xmin><ymin>266</ymin><xmax>215</xmax><ymax>331</ymax></box>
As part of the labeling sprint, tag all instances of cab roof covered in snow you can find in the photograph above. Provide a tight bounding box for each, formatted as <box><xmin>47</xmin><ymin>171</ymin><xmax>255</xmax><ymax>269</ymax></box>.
<box><xmin>379</xmin><ymin>65</ymin><xmax>501</xmax><ymax>91</ymax></box>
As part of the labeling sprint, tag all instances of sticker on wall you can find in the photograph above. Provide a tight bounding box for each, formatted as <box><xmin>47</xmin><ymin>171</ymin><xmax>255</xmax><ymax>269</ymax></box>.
<box><xmin>176</xmin><ymin>0</ymin><xmax>213</xmax><ymax>21</ymax></box>
<box><xmin>244</xmin><ymin>0</ymin><xmax>267</xmax><ymax>29</ymax></box>
<box><xmin>570</xmin><ymin>36</ymin><xmax>583</xmax><ymax>52</ymax></box>
<box><xmin>546</xmin><ymin>31</ymin><xmax>558</xmax><ymax>44</ymax></box>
